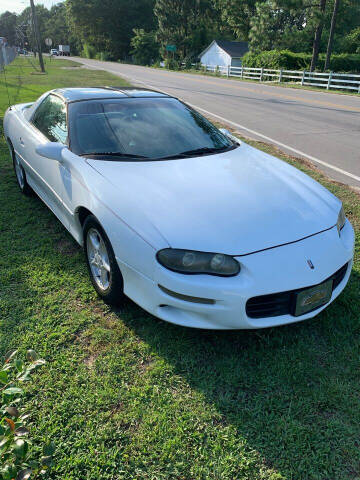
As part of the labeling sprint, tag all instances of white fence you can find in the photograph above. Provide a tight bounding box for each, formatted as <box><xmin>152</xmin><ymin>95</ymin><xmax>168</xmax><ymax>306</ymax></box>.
<box><xmin>0</xmin><ymin>46</ymin><xmax>17</xmax><ymax>70</ymax></box>
<box><xmin>199</xmin><ymin>64</ymin><xmax>360</xmax><ymax>93</ymax></box>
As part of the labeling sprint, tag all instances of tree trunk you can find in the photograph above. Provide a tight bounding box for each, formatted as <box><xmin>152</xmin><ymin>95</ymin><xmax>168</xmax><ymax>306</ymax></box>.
<box><xmin>310</xmin><ymin>0</ymin><xmax>327</xmax><ymax>72</ymax></box>
<box><xmin>324</xmin><ymin>0</ymin><xmax>340</xmax><ymax>71</ymax></box>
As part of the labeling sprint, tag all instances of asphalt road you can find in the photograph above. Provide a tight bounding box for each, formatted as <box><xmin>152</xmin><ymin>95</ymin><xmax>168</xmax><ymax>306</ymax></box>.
<box><xmin>68</xmin><ymin>57</ymin><xmax>360</xmax><ymax>189</ymax></box>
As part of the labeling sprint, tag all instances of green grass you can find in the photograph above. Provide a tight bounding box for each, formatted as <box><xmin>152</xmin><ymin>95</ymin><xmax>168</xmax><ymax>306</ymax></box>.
<box><xmin>1</xmin><ymin>57</ymin><xmax>360</xmax><ymax>480</ymax></box>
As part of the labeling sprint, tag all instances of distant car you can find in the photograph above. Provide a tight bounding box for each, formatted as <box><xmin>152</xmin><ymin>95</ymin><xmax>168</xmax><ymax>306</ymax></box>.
<box><xmin>50</xmin><ymin>49</ymin><xmax>58</xmax><ymax>56</ymax></box>
<box><xmin>3</xmin><ymin>87</ymin><xmax>354</xmax><ymax>329</ymax></box>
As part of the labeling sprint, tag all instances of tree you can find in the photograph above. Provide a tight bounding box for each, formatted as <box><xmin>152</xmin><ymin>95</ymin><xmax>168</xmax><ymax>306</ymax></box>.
<box><xmin>43</xmin><ymin>3</ymin><xmax>73</xmax><ymax>51</ymax></box>
<box><xmin>0</xmin><ymin>11</ymin><xmax>17</xmax><ymax>46</ymax></box>
<box><xmin>155</xmin><ymin>0</ymin><xmax>219</xmax><ymax>59</ymax></box>
<box><xmin>131</xmin><ymin>29</ymin><xmax>159</xmax><ymax>64</ymax></box>
<box><xmin>249</xmin><ymin>2</ymin><xmax>287</xmax><ymax>53</ymax></box>
<box><xmin>214</xmin><ymin>0</ymin><xmax>259</xmax><ymax>41</ymax></box>
<box><xmin>310</xmin><ymin>0</ymin><xmax>327</xmax><ymax>71</ymax></box>
<box><xmin>17</xmin><ymin>5</ymin><xmax>50</xmax><ymax>53</ymax></box>
<box><xmin>66</xmin><ymin>0</ymin><xmax>156</xmax><ymax>60</ymax></box>
<box><xmin>341</xmin><ymin>26</ymin><xmax>360</xmax><ymax>53</ymax></box>
<box><xmin>324</xmin><ymin>0</ymin><xmax>340</xmax><ymax>70</ymax></box>
<box><xmin>249</xmin><ymin>0</ymin><xmax>309</xmax><ymax>53</ymax></box>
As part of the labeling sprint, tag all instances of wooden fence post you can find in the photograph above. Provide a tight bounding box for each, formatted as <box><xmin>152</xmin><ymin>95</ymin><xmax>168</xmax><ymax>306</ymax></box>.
<box><xmin>279</xmin><ymin>69</ymin><xmax>283</xmax><ymax>83</ymax></box>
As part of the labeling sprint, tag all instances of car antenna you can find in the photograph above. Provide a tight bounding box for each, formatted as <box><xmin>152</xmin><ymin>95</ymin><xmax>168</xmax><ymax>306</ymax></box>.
<box><xmin>1</xmin><ymin>63</ymin><xmax>11</xmax><ymax>108</ymax></box>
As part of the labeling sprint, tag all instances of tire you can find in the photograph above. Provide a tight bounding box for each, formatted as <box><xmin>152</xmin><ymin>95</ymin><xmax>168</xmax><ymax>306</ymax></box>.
<box><xmin>9</xmin><ymin>140</ymin><xmax>32</xmax><ymax>196</ymax></box>
<box><xmin>83</xmin><ymin>215</ymin><xmax>125</xmax><ymax>306</ymax></box>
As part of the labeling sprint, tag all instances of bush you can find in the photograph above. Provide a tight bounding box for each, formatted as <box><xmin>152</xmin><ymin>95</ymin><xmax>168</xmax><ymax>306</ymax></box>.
<box><xmin>242</xmin><ymin>50</ymin><xmax>360</xmax><ymax>72</ymax></box>
<box><xmin>165</xmin><ymin>57</ymin><xmax>180</xmax><ymax>70</ymax></box>
<box><xmin>0</xmin><ymin>349</ymin><xmax>54</xmax><ymax>479</ymax></box>
<box><xmin>130</xmin><ymin>29</ymin><xmax>159</xmax><ymax>66</ymax></box>
<box><xmin>324</xmin><ymin>53</ymin><xmax>360</xmax><ymax>72</ymax></box>
<box><xmin>82</xmin><ymin>44</ymin><xmax>96</xmax><ymax>59</ymax></box>
<box><xmin>95</xmin><ymin>51</ymin><xmax>112</xmax><ymax>61</ymax></box>
<box><xmin>242</xmin><ymin>50</ymin><xmax>309</xmax><ymax>70</ymax></box>
<box><xmin>183</xmin><ymin>57</ymin><xmax>193</xmax><ymax>70</ymax></box>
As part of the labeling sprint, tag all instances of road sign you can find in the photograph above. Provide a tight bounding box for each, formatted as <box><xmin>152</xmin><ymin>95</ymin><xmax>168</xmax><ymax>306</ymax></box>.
<box><xmin>45</xmin><ymin>38</ymin><xmax>52</xmax><ymax>47</ymax></box>
<box><xmin>166</xmin><ymin>45</ymin><xmax>176</xmax><ymax>52</ymax></box>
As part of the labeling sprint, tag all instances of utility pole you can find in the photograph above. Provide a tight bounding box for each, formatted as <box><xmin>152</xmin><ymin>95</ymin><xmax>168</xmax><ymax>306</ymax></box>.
<box><xmin>29</xmin><ymin>0</ymin><xmax>45</xmax><ymax>72</ymax></box>
<box><xmin>324</xmin><ymin>0</ymin><xmax>340</xmax><ymax>71</ymax></box>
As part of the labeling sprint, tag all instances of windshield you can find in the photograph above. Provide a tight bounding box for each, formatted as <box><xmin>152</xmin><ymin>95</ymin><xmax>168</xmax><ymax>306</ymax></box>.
<box><xmin>68</xmin><ymin>97</ymin><xmax>234</xmax><ymax>160</ymax></box>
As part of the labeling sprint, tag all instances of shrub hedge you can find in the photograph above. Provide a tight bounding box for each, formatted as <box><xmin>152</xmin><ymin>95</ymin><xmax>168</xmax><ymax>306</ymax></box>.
<box><xmin>242</xmin><ymin>50</ymin><xmax>360</xmax><ymax>72</ymax></box>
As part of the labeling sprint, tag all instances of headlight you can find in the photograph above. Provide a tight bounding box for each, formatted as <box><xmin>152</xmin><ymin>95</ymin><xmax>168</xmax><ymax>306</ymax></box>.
<box><xmin>157</xmin><ymin>249</ymin><xmax>240</xmax><ymax>276</ymax></box>
<box><xmin>337</xmin><ymin>205</ymin><xmax>346</xmax><ymax>235</ymax></box>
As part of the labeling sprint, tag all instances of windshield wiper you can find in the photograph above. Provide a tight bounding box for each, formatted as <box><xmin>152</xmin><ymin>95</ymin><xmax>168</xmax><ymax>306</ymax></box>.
<box><xmin>179</xmin><ymin>146</ymin><xmax>230</xmax><ymax>156</ymax></box>
<box><xmin>158</xmin><ymin>145</ymin><xmax>234</xmax><ymax>160</ymax></box>
<box><xmin>80</xmin><ymin>152</ymin><xmax>149</xmax><ymax>159</ymax></box>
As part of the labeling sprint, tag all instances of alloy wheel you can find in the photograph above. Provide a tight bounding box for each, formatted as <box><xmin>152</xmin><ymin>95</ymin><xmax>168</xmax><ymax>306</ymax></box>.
<box><xmin>86</xmin><ymin>227</ymin><xmax>111</xmax><ymax>291</ymax></box>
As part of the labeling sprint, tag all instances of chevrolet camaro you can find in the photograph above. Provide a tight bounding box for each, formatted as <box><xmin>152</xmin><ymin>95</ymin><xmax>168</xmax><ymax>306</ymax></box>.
<box><xmin>3</xmin><ymin>87</ymin><xmax>354</xmax><ymax>329</ymax></box>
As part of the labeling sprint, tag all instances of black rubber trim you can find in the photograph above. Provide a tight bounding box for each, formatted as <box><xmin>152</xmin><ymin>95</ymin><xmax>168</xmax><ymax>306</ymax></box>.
<box><xmin>158</xmin><ymin>284</ymin><xmax>215</xmax><ymax>304</ymax></box>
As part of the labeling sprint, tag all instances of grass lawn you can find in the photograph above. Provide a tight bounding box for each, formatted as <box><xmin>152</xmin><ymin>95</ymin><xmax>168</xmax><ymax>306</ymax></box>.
<box><xmin>1</xmin><ymin>57</ymin><xmax>360</xmax><ymax>480</ymax></box>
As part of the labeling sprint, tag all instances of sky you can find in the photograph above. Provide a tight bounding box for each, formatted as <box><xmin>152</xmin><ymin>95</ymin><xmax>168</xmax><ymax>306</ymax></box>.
<box><xmin>0</xmin><ymin>0</ymin><xmax>59</xmax><ymax>14</ymax></box>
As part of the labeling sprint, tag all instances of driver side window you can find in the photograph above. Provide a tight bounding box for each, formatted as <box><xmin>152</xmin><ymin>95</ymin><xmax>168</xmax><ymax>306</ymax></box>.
<box><xmin>32</xmin><ymin>94</ymin><xmax>67</xmax><ymax>144</ymax></box>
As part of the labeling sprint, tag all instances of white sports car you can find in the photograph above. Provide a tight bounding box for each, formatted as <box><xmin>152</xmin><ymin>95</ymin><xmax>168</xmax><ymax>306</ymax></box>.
<box><xmin>3</xmin><ymin>87</ymin><xmax>354</xmax><ymax>329</ymax></box>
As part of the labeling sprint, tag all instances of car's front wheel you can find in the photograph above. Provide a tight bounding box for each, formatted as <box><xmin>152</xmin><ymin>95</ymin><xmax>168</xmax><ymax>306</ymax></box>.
<box><xmin>83</xmin><ymin>215</ymin><xmax>125</xmax><ymax>306</ymax></box>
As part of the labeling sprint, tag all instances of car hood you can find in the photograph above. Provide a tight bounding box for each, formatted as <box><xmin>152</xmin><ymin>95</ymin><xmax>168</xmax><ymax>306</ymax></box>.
<box><xmin>86</xmin><ymin>142</ymin><xmax>340</xmax><ymax>255</ymax></box>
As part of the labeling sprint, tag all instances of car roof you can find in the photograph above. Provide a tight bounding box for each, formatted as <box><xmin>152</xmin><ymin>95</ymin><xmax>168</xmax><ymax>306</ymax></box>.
<box><xmin>52</xmin><ymin>86</ymin><xmax>170</xmax><ymax>103</ymax></box>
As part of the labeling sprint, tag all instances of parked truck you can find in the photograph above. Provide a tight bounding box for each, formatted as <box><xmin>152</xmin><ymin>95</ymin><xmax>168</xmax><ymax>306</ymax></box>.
<box><xmin>59</xmin><ymin>45</ymin><xmax>70</xmax><ymax>56</ymax></box>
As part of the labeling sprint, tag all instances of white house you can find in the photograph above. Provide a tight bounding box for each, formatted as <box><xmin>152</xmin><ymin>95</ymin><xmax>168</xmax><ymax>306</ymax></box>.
<box><xmin>199</xmin><ymin>40</ymin><xmax>249</xmax><ymax>68</ymax></box>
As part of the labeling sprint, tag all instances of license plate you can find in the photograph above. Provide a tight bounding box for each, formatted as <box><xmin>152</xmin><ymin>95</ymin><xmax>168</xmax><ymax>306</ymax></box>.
<box><xmin>294</xmin><ymin>279</ymin><xmax>333</xmax><ymax>316</ymax></box>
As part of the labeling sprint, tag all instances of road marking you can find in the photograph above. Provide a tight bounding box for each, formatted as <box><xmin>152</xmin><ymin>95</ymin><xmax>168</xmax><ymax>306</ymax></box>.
<box><xmin>187</xmin><ymin>104</ymin><xmax>360</xmax><ymax>184</ymax></box>
<box><xmin>77</xmin><ymin>59</ymin><xmax>360</xmax><ymax>184</ymax></box>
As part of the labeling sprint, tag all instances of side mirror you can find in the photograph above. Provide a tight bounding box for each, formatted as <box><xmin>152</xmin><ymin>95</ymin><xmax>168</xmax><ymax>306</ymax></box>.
<box><xmin>36</xmin><ymin>142</ymin><xmax>66</xmax><ymax>162</ymax></box>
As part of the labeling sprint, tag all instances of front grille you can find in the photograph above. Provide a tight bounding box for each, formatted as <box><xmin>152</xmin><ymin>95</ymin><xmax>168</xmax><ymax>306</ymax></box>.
<box><xmin>246</xmin><ymin>262</ymin><xmax>349</xmax><ymax>319</ymax></box>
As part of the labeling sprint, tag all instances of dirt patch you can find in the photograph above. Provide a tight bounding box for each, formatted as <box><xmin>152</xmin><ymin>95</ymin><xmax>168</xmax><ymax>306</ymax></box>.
<box><xmin>84</xmin><ymin>354</ymin><xmax>97</xmax><ymax>368</ymax></box>
<box><xmin>55</xmin><ymin>237</ymin><xmax>79</xmax><ymax>255</ymax></box>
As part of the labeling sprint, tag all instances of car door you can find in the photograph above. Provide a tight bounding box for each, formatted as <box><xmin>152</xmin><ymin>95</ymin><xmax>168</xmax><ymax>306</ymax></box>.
<box><xmin>22</xmin><ymin>94</ymin><xmax>68</xmax><ymax>222</ymax></box>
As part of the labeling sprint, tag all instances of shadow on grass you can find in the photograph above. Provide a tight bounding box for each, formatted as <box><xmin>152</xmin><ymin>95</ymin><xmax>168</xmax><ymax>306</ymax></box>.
<box><xmin>112</xmin><ymin>268</ymin><xmax>360</xmax><ymax>479</ymax></box>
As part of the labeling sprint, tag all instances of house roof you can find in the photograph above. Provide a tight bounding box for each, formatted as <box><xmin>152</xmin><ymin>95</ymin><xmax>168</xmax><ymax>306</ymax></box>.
<box><xmin>199</xmin><ymin>40</ymin><xmax>249</xmax><ymax>59</ymax></box>
<box><xmin>216</xmin><ymin>40</ymin><xmax>249</xmax><ymax>58</ymax></box>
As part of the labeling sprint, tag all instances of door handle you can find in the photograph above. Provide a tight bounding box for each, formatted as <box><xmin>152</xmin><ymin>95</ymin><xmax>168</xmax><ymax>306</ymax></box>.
<box><xmin>19</xmin><ymin>137</ymin><xmax>25</xmax><ymax>146</ymax></box>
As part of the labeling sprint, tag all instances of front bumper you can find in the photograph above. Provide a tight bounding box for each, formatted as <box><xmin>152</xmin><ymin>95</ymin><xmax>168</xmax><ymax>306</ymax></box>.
<box><xmin>118</xmin><ymin>220</ymin><xmax>354</xmax><ymax>329</ymax></box>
